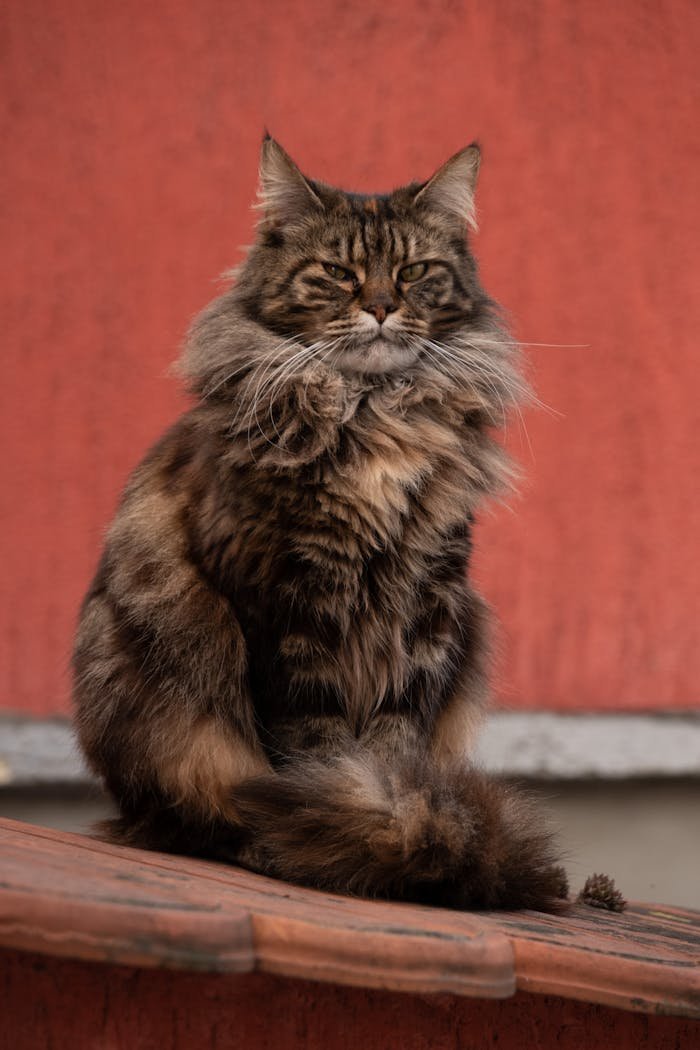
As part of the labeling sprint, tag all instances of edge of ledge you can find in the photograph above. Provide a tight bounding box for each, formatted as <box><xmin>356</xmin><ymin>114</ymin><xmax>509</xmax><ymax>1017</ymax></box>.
<box><xmin>0</xmin><ymin>818</ymin><xmax>516</xmax><ymax>999</ymax></box>
<box><xmin>0</xmin><ymin>818</ymin><xmax>698</xmax><ymax>1017</ymax></box>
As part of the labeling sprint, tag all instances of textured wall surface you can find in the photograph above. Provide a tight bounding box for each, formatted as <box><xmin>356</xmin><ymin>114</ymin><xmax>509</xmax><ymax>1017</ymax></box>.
<box><xmin>2</xmin><ymin>1</ymin><xmax>699</xmax><ymax>715</ymax></box>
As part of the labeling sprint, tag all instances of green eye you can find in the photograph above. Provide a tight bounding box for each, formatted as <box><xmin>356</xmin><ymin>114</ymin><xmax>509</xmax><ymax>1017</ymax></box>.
<box><xmin>398</xmin><ymin>262</ymin><xmax>428</xmax><ymax>283</ymax></box>
<box><xmin>323</xmin><ymin>262</ymin><xmax>352</xmax><ymax>281</ymax></box>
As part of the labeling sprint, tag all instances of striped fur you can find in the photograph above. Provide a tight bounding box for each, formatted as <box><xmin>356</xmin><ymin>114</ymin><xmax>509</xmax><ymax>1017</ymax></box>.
<box><xmin>73</xmin><ymin>138</ymin><xmax>567</xmax><ymax>911</ymax></box>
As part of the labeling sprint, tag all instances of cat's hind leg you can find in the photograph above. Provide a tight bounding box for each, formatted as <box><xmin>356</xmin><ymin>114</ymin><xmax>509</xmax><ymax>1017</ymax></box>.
<box><xmin>73</xmin><ymin>438</ymin><xmax>271</xmax><ymax>853</ymax></box>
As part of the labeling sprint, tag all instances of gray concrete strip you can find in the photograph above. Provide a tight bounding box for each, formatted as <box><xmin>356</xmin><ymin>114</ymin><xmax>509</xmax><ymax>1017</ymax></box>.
<box><xmin>0</xmin><ymin>712</ymin><xmax>699</xmax><ymax>786</ymax></box>
<box><xmin>0</xmin><ymin>717</ymin><xmax>90</xmax><ymax>787</ymax></box>
<box><xmin>476</xmin><ymin>712</ymin><xmax>700</xmax><ymax>779</ymax></box>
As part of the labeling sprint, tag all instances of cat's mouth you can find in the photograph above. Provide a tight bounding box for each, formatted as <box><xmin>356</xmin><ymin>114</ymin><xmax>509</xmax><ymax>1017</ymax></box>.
<box><xmin>334</xmin><ymin>331</ymin><xmax>420</xmax><ymax>375</ymax></box>
<box><xmin>364</xmin><ymin>332</ymin><xmax>394</xmax><ymax>348</ymax></box>
<box><xmin>352</xmin><ymin>327</ymin><xmax>404</xmax><ymax>350</ymax></box>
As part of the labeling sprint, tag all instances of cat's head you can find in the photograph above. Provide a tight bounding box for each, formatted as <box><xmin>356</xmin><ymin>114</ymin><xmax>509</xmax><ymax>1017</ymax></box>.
<box><xmin>236</xmin><ymin>136</ymin><xmax>490</xmax><ymax>376</ymax></box>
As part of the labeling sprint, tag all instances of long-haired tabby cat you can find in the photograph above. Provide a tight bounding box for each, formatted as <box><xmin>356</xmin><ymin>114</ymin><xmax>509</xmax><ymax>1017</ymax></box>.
<box><xmin>74</xmin><ymin>135</ymin><xmax>567</xmax><ymax>911</ymax></box>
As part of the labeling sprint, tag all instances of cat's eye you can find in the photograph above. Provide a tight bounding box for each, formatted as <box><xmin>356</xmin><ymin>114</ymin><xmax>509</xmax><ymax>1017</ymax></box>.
<box><xmin>323</xmin><ymin>262</ymin><xmax>353</xmax><ymax>281</ymax></box>
<box><xmin>398</xmin><ymin>262</ymin><xmax>428</xmax><ymax>283</ymax></box>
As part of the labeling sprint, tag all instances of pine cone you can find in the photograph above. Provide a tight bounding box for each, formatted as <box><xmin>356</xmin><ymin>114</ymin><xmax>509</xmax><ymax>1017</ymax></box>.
<box><xmin>577</xmin><ymin>872</ymin><xmax>627</xmax><ymax>912</ymax></box>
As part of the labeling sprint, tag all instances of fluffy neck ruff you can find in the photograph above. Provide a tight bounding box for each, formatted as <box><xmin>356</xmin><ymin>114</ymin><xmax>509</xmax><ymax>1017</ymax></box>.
<box><xmin>180</xmin><ymin>289</ymin><xmax>526</xmax><ymax>501</ymax></box>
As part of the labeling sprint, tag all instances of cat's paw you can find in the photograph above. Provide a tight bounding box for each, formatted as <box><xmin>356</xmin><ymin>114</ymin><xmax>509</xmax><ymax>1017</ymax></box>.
<box><xmin>246</xmin><ymin>366</ymin><xmax>346</xmax><ymax>466</ymax></box>
<box><xmin>292</xmin><ymin>365</ymin><xmax>346</xmax><ymax>422</ymax></box>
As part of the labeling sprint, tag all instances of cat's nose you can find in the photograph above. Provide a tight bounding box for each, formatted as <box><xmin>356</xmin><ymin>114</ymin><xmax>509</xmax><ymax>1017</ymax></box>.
<box><xmin>364</xmin><ymin>298</ymin><xmax>397</xmax><ymax>325</ymax></box>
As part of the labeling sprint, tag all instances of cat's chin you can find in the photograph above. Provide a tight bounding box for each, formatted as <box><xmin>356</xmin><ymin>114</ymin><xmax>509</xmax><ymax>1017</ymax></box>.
<box><xmin>335</xmin><ymin>336</ymin><xmax>419</xmax><ymax>377</ymax></box>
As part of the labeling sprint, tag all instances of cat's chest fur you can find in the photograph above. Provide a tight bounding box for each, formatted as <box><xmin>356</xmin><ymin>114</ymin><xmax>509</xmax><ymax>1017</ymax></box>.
<box><xmin>260</xmin><ymin>390</ymin><xmax>479</xmax><ymax>724</ymax></box>
<box><xmin>320</xmin><ymin>402</ymin><xmax>469</xmax><ymax>547</ymax></box>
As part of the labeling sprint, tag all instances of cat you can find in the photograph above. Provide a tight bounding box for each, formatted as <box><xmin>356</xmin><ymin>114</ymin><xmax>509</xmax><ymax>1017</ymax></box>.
<box><xmin>73</xmin><ymin>135</ymin><xmax>568</xmax><ymax>911</ymax></box>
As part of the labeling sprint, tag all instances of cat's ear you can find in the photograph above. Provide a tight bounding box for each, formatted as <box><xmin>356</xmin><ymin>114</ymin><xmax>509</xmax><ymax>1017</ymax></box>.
<box><xmin>257</xmin><ymin>134</ymin><xmax>323</xmax><ymax>228</ymax></box>
<box><xmin>413</xmin><ymin>144</ymin><xmax>481</xmax><ymax>230</ymax></box>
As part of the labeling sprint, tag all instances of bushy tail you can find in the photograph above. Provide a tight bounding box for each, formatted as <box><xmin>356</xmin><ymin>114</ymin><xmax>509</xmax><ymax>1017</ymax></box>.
<box><xmin>231</xmin><ymin>750</ymin><xmax>568</xmax><ymax>912</ymax></box>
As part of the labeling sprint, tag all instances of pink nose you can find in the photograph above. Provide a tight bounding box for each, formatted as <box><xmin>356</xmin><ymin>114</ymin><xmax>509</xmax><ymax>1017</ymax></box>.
<box><xmin>364</xmin><ymin>299</ymin><xmax>397</xmax><ymax>324</ymax></box>
<box><xmin>367</xmin><ymin>304</ymin><xmax>387</xmax><ymax>324</ymax></box>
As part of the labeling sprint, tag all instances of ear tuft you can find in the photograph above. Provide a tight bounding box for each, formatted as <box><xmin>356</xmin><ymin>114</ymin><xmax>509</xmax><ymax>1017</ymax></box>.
<box><xmin>257</xmin><ymin>136</ymin><xmax>322</xmax><ymax>228</ymax></box>
<box><xmin>414</xmin><ymin>144</ymin><xmax>481</xmax><ymax>231</ymax></box>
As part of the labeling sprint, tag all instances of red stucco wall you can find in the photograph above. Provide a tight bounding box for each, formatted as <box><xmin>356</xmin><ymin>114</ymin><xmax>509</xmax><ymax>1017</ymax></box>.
<box><xmin>2</xmin><ymin>1</ymin><xmax>699</xmax><ymax>716</ymax></box>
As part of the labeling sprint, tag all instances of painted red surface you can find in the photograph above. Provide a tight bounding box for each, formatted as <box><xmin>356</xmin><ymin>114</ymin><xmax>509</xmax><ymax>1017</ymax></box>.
<box><xmin>1</xmin><ymin>1</ymin><xmax>699</xmax><ymax>716</ymax></box>
<box><xmin>2</xmin><ymin>953</ymin><xmax>699</xmax><ymax>1050</ymax></box>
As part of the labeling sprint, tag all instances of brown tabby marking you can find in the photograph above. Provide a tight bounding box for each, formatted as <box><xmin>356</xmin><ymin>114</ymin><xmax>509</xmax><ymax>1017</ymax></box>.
<box><xmin>73</xmin><ymin>136</ymin><xmax>567</xmax><ymax>911</ymax></box>
<box><xmin>430</xmin><ymin>679</ymin><xmax>488</xmax><ymax>770</ymax></box>
<box><xmin>157</xmin><ymin>719</ymin><xmax>270</xmax><ymax>820</ymax></box>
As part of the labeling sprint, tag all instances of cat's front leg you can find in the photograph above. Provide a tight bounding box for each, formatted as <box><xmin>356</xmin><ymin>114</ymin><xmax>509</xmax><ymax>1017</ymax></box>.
<box><xmin>425</xmin><ymin>588</ymin><xmax>492</xmax><ymax>771</ymax></box>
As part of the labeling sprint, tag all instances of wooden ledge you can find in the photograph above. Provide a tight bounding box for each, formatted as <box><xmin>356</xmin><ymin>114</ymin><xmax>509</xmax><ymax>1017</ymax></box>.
<box><xmin>0</xmin><ymin>817</ymin><xmax>698</xmax><ymax>1018</ymax></box>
